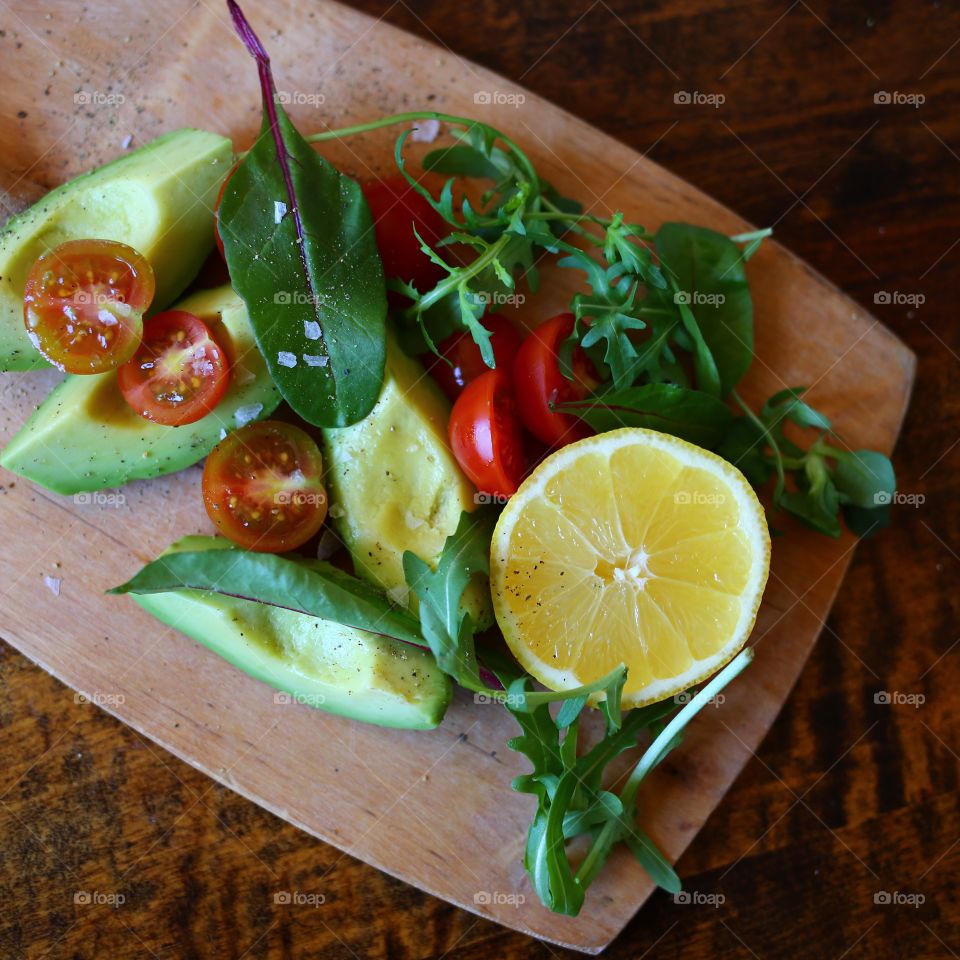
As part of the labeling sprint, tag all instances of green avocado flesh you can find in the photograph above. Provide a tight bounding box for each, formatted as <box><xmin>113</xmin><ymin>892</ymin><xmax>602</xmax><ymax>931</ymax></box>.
<box><xmin>0</xmin><ymin>128</ymin><xmax>233</xmax><ymax>370</ymax></box>
<box><xmin>322</xmin><ymin>334</ymin><xmax>493</xmax><ymax>627</ymax></box>
<box><xmin>0</xmin><ymin>284</ymin><xmax>280</xmax><ymax>494</ymax></box>
<box><xmin>132</xmin><ymin>536</ymin><xmax>451</xmax><ymax>730</ymax></box>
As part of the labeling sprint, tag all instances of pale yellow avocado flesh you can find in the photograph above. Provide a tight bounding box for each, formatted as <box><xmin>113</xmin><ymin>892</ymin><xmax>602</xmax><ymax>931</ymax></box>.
<box><xmin>132</xmin><ymin>536</ymin><xmax>451</xmax><ymax>730</ymax></box>
<box><xmin>0</xmin><ymin>284</ymin><xmax>279</xmax><ymax>494</ymax></box>
<box><xmin>322</xmin><ymin>336</ymin><xmax>493</xmax><ymax>627</ymax></box>
<box><xmin>0</xmin><ymin>128</ymin><xmax>233</xmax><ymax>370</ymax></box>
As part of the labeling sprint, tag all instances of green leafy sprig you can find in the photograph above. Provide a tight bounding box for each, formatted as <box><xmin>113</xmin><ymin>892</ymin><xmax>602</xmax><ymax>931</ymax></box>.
<box><xmin>403</xmin><ymin>512</ymin><xmax>755</xmax><ymax>915</ymax></box>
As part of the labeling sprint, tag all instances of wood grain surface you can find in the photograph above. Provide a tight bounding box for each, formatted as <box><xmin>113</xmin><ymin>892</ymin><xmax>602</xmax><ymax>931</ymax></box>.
<box><xmin>0</xmin><ymin>0</ymin><xmax>954</xmax><ymax>958</ymax></box>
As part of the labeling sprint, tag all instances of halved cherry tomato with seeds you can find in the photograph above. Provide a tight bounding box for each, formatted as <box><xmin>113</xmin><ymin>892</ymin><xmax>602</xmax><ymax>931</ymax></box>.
<box><xmin>202</xmin><ymin>420</ymin><xmax>328</xmax><ymax>553</ymax></box>
<box><xmin>448</xmin><ymin>368</ymin><xmax>526</xmax><ymax>499</ymax></box>
<box><xmin>117</xmin><ymin>310</ymin><xmax>230</xmax><ymax>426</ymax></box>
<box><xmin>512</xmin><ymin>312</ymin><xmax>599</xmax><ymax>448</ymax></box>
<box><xmin>23</xmin><ymin>239</ymin><xmax>155</xmax><ymax>374</ymax></box>
<box><xmin>426</xmin><ymin>315</ymin><xmax>522</xmax><ymax>401</ymax></box>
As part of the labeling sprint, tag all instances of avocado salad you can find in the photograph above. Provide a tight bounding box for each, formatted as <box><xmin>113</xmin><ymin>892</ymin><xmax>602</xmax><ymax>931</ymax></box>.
<box><xmin>0</xmin><ymin>0</ymin><xmax>899</xmax><ymax>917</ymax></box>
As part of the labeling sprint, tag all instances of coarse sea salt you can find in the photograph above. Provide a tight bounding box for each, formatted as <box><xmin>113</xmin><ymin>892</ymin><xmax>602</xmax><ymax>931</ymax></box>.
<box><xmin>274</xmin><ymin>200</ymin><xmax>287</xmax><ymax>223</ymax></box>
<box><xmin>277</xmin><ymin>351</ymin><xmax>298</xmax><ymax>368</ymax></box>
<box><xmin>234</xmin><ymin>403</ymin><xmax>263</xmax><ymax>427</ymax></box>
<box><xmin>303</xmin><ymin>320</ymin><xmax>321</xmax><ymax>340</ymax></box>
<box><xmin>303</xmin><ymin>354</ymin><xmax>329</xmax><ymax>367</ymax></box>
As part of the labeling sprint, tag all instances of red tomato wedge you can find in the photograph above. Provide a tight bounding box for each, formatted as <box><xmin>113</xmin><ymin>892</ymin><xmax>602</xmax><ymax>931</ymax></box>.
<box><xmin>202</xmin><ymin>421</ymin><xmax>328</xmax><ymax>553</ymax></box>
<box><xmin>23</xmin><ymin>239</ymin><xmax>155</xmax><ymax>374</ymax></box>
<box><xmin>512</xmin><ymin>312</ymin><xmax>599</xmax><ymax>448</ymax></box>
<box><xmin>448</xmin><ymin>368</ymin><xmax>526</xmax><ymax>500</ymax></box>
<box><xmin>361</xmin><ymin>175</ymin><xmax>447</xmax><ymax>295</ymax></box>
<box><xmin>426</xmin><ymin>315</ymin><xmax>523</xmax><ymax>401</ymax></box>
<box><xmin>117</xmin><ymin>311</ymin><xmax>230</xmax><ymax>426</ymax></box>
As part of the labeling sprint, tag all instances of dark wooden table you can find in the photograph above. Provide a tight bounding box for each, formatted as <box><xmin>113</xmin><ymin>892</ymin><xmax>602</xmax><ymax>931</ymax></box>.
<box><xmin>1</xmin><ymin>0</ymin><xmax>957</xmax><ymax>957</ymax></box>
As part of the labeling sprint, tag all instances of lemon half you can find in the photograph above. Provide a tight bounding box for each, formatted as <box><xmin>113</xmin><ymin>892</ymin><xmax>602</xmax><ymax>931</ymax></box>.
<box><xmin>490</xmin><ymin>428</ymin><xmax>770</xmax><ymax>707</ymax></box>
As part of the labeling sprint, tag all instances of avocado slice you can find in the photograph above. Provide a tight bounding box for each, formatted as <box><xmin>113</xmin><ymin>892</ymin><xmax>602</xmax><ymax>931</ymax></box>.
<box><xmin>322</xmin><ymin>334</ymin><xmax>493</xmax><ymax>626</ymax></box>
<box><xmin>0</xmin><ymin>128</ymin><xmax>233</xmax><ymax>370</ymax></box>
<box><xmin>132</xmin><ymin>535</ymin><xmax>451</xmax><ymax>730</ymax></box>
<box><xmin>0</xmin><ymin>284</ymin><xmax>280</xmax><ymax>494</ymax></box>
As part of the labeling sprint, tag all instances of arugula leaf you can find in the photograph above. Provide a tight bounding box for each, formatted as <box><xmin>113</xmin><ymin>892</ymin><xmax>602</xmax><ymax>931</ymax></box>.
<box><xmin>402</xmin><ymin>509</ymin><xmax>494</xmax><ymax>692</ymax></box>
<box><xmin>422</xmin><ymin>144</ymin><xmax>501</xmax><ymax>181</ymax></box>
<box><xmin>558</xmin><ymin>383</ymin><xmax>734</xmax><ymax>449</ymax></box>
<box><xmin>110</xmin><ymin>546</ymin><xmax>424</xmax><ymax>647</ymax></box>
<box><xmin>221</xmin><ymin>1</ymin><xmax>387</xmax><ymax>427</ymax></box>
<box><xmin>728</xmin><ymin>388</ymin><xmax>896</xmax><ymax>539</ymax></box>
<box><xmin>496</xmin><ymin>651</ymin><xmax>754</xmax><ymax>917</ymax></box>
<box><xmin>655</xmin><ymin>223</ymin><xmax>754</xmax><ymax>397</ymax></box>
<box><xmin>833</xmin><ymin>448</ymin><xmax>896</xmax><ymax>508</ymax></box>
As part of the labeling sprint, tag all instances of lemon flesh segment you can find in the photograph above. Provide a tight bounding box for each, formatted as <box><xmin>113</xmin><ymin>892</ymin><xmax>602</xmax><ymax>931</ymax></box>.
<box><xmin>490</xmin><ymin>428</ymin><xmax>771</xmax><ymax>707</ymax></box>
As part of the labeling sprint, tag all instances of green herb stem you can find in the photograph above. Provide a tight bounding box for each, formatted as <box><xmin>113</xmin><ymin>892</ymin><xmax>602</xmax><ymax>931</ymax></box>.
<box><xmin>575</xmin><ymin>647</ymin><xmax>754</xmax><ymax>888</ymax></box>
<box><xmin>732</xmin><ymin>388</ymin><xmax>786</xmax><ymax>502</ymax></box>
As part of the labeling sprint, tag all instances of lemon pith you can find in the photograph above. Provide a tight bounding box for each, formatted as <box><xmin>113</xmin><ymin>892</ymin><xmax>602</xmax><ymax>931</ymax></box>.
<box><xmin>490</xmin><ymin>428</ymin><xmax>771</xmax><ymax>707</ymax></box>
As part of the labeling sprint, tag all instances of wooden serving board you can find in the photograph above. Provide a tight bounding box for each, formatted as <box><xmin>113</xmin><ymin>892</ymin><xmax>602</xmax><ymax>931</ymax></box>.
<box><xmin>0</xmin><ymin>0</ymin><xmax>914</xmax><ymax>952</ymax></box>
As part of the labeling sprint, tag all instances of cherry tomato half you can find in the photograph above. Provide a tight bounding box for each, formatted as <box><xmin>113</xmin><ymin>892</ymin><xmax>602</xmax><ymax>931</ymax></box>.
<box><xmin>426</xmin><ymin>316</ymin><xmax>523</xmax><ymax>402</ymax></box>
<box><xmin>117</xmin><ymin>310</ymin><xmax>230</xmax><ymax>426</ymax></box>
<box><xmin>361</xmin><ymin>175</ymin><xmax>447</xmax><ymax>295</ymax></box>
<box><xmin>512</xmin><ymin>313</ymin><xmax>599</xmax><ymax>448</ymax></box>
<box><xmin>202</xmin><ymin>421</ymin><xmax>328</xmax><ymax>553</ymax></box>
<box><xmin>23</xmin><ymin>239</ymin><xmax>155</xmax><ymax>374</ymax></box>
<box><xmin>214</xmin><ymin>164</ymin><xmax>239</xmax><ymax>261</ymax></box>
<box><xmin>448</xmin><ymin>368</ymin><xmax>526</xmax><ymax>499</ymax></box>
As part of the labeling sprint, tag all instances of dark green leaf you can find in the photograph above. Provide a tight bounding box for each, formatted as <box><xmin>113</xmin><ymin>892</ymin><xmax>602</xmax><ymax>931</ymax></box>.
<box><xmin>422</xmin><ymin>145</ymin><xmax>502</xmax><ymax>180</ymax></box>
<box><xmin>832</xmin><ymin>449</ymin><xmax>896</xmax><ymax>509</ymax></box>
<box><xmin>762</xmin><ymin>387</ymin><xmax>832</xmax><ymax>432</ymax></box>
<box><xmin>560</xmin><ymin>383</ymin><xmax>734</xmax><ymax>449</ymax></box>
<box><xmin>655</xmin><ymin>223</ymin><xmax>754</xmax><ymax>396</ymax></box>
<box><xmin>402</xmin><ymin>509</ymin><xmax>494</xmax><ymax>691</ymax></box>
<box><xmin>717</xmin><ymin>416</ymin><xmax>772</xmax><ymax>488</ymax></box>
<box><xmin>842</xmin><ymin>502</ymin><xmax>892</xmax><ymax>537</ymax></box>
<box><xmin>624</xmin><ymin>831</ymin><xmax>681</xmax><ymax>894</ymax></box>
<box><xmin>109</xmin><ymin>546</ymin><xmax>424</xmax><ymax>646</ymax></box>
<box><xmin>221</xmin><ymin>4</ymin><xmax>387</xmax><ymax>427</ymax></box>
